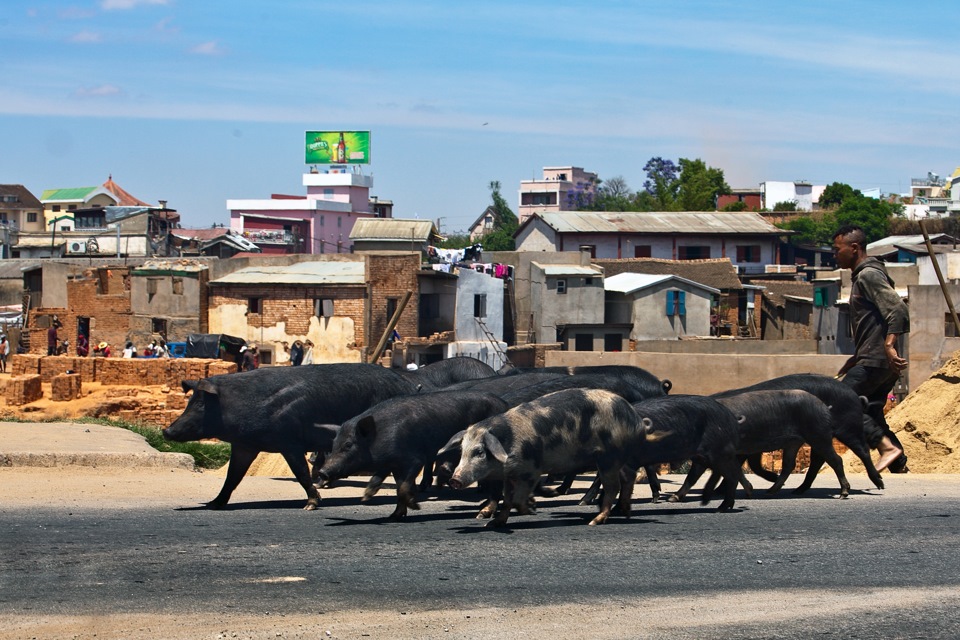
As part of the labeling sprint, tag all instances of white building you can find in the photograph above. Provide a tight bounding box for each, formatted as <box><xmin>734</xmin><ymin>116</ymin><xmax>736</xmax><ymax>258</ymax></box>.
<box><xmin>760</xmin><ymin>180</ymin><xmax>826</xmax><ymax>211</ymax></box>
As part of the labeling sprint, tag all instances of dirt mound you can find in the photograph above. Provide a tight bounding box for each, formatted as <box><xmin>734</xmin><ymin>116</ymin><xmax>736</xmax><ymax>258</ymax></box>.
<box><xmin>843</xmin><ymin>350</ymin><xmax>960</xmax><ymax>473</ymax></box>
<box><xmin>213</xmin><ymin>452</ymin><xmax>297</xmax><ymax>478</ymax></box>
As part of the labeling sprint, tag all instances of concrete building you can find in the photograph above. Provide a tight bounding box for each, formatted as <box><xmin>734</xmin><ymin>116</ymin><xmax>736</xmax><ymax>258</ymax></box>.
<box><xmin>760</xmin><ymin>180</ymin><xmax>826</xmax><ymax>211</ymax></box>
<box><xmin>517</xmin><ymin>166</ymin><xmax>598</xmax><ymax>224</ymax></box>
<box><xmin>445</xmin><ymin>267</ymin><xmax>508</xmax><ymax>369</ymax></box>
<box><xmin>227</xmin><ymin>167</ymin><xmax>383</xmax><ymax>255</ymax></box>
<box><xmin>206</xmin><ymin>253</ymin><xmax>421</xmax><ymax>365</ymax></box>
<box><xmin>0</xmin><ymin>185</ymin><xmax>45</xmax><ymax>250</ymax></box>
<box><xmin>514</xmin><ymin>211</ymin><xmax>785</xmax><ymax>275</ymax></box>
<box><xmin>604</xmin><ymin>272</ymin><xmax>718</xmax><ymax>341</ymax></box>
<box><xmin>529</xmin><ymin>262</ymin><xmax>604</xmax><ymax>345</ymax></box>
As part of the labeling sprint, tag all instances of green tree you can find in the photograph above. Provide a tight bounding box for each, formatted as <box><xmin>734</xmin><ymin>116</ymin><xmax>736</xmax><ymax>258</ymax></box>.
<box><xmin>720</xmin><ymin>200</ymin><xmax>748</xmax><ymax>212</ymax></box>
<box><xmin>779</xmin><ymin>213</ymin><xmax>836</xmax><ymax>245</ymax></box>
<box><xmin>478</xmin><ymin>180</ymin><xmax>519</xmax><ymax>251</ymax></box>
<box><xmin>588</xmin><ymin>175</ymin><xmax>637</xmax><ymax>211</ymax></box>
<box><xmin>834</xmin><ymin>196</ymin><xmax>895</xmax><ymax>243</ymax></box>
<box><xmin>772</xmin><ymin>200</ymin><xmax>799</xmax><ymax>212</ymax></box>
<box><xmin>819</xmin><ymin>182</ymin><xmax>862</xmax><ymax>209</ymax></box>
<box><xmin>677</xmin><ymin>158</ymin><xmax>730</xmax><ymax>210</ymax></box>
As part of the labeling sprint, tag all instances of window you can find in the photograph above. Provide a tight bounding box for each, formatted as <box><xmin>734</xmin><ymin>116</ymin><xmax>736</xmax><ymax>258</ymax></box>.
<box><xmin>520</xmin><ymin>193</ymin><xmax>557</xmax><ymax>206</ymax></box>
<box><xmin>666</xmin><ymin>290</ymin><xmax>686</xmax><ymax>316</ymax></box>
<box><xmin>634</xmin><ymin>245</ymin><xmax>651</xmax><ymax>258</ymax></box>
<box><xmin>68</xmin><ymin>204</ymin><xmax>77</xmax><ymax>211</ymax></box>
<box><xmin>337</xmin><ymin>216</ymin><xmax>342</xmax><ymax>228</ymax></box>
<box><xmin>248</xmin><ymin>297</ymin><xmax>262</xmax><ymax>314</ymax></box>
<box><xmin>473</xmin><ymin>294</ymin><xmax>487</xmax><ymax>318</ymax></box>
<box><xmin>574</xmin><ymin>334</ymin><xmax>593</xmax><ymax>351</ymax></box>
<box><xmin>386</xmin><ymin>297</ymin><xmax>398</xmax><ymax>323</ymax></box>
<box><xmin>320</xmin><ymin>216</ymin><xmax>325</xmax><ymax>227</ymax></box>
<box><xmin>736</xmin><ymin>245</ymin><xmax>762</xmax><ymax>263</ymax></box>
<box><xmin>27</xmin><ymin>212</ymin><xmax>37</xmax><ymax>223</ymax></box>
<box><xmin>556</xmin><ymin>279</ymin><xmax>567</xmax><ymax>294</ymax></box>
<box><xmin>604</xmin><ymin>333</ymin><xmax>623</xmax><ymax>352</ymax></box>
<box><xmin>678</xmin><ymin>246</ymin><xmax>711</xmax><ymax>260</ymax></box>
<box><xmin>146</xmin><ymin>278</ymin><xmax>160</xmax><ymax>296</ymax></box>
<box><xmin>52</xmin><ymin>205</ymin><xmax>61</xmax><ymax>212</ymax></box>
<box><xmin>151</xmin><ymin>318</ymin><xmax>167</xmax><ymax>335</ymax></box>
<box><xmin>315</xmin><ymin>298</ymin><xmax>334</xmax><ymax>317</ymax></box>
<box><xmin>584</xmin><ymin>277</ymin><xmax>593</xmax><ymax>286</ymax></box>
<box><xmin>814</xmin><ymin>287</ymin><xmax>835</xmax><ymax>308</ymax></box>
<box><xmin>323</xmin><ymin>188</ymin><xmax>334</xmax><ymax>199</ymax></box>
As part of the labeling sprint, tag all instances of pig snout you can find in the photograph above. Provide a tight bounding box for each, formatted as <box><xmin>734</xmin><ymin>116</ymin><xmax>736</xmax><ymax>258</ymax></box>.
<box><xmin>447</xmin><ymin>476</ymin><xmax>465</xmax><ymax>490</ymax></box>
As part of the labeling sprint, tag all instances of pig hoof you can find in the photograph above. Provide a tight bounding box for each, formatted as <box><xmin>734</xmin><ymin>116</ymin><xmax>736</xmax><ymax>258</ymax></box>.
<box><xmin>206</xmin><ymin>500</ymin><xmax>228</xmax><ymax>510</ymax></box>
<box><xmin>408</xmin><ymin>501</ymin><xmax>421</xmax><ymax>511</ymax></box>
<box><xmin>667</xmin><ymin>494</ymin><xmax>682</xmax><ymax>503</ymax></box>
<box><xmin>303</xmin><ymin>503</ymin><xmax>318</xmax><ymax>511</ymax></box>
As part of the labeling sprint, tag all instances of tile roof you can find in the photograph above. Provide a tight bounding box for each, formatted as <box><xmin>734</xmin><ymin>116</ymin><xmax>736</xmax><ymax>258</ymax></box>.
<box><xmin>751</xmin><ymin>279</ymin><xmax>814</xmax><ymax>307</ymax></box>
<box><xmin>594</xmin><ymin>257</ymin><xmax>743</xmax><ymax>290</ymax></box>
<box><xmin>102</xmin><ymin>175</ymin><xmax>152</xmax><ymax>207</ymax></box>
<box><xmin>0</xmin><ymin>185</ymin><xmax>42</xmax><ymax>209</ymax></box>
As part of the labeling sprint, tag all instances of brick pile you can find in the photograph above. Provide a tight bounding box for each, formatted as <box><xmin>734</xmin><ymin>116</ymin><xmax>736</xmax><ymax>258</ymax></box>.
<box><xmin>51</xmin><ymin>373</ymin><xmax>82</xmax><ymax>401</ymax></box>
<box><xmin>5</xmin><ymin>374</ymin><xmax>43</xmax><ymax>406</ymax></box>
<box><xmin>10</xmin><ymin>354</ymin><xmax>41</xmax><ymax>377</ymax></box>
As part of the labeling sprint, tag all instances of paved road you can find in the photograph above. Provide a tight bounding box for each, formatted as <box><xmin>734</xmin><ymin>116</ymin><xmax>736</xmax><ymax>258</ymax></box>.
<box><xmin>3</xmin><ymin>472</ymin><xmax>959</xmax><ymax>637</ymax></box>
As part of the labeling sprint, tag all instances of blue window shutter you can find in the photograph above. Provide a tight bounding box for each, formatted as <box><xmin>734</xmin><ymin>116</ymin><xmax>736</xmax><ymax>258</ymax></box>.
<box><xmin>666</xmin><ymin>290</ymin><xmax>675</xmax><ymax>315</ymax></box>
<box><xmin>678</xmin><ymin>291</ymin><xmax>686</xmax><ymax>316</ymax></box>
<box><xmin>814</xmin><ymin>288</ymin><xmax>824</xmax><ymax>307</ymax></box>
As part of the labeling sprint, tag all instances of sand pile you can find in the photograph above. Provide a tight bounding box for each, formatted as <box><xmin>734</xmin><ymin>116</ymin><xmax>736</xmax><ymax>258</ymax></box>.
<box><xmin>214</xmin><ymin>452</ymin><xmax>297</xmax><ymax>478</ymax></box>
<box><xmin>843</xmin><ymin>351</ymin><xmax>960</xmax><ymax>473</ymax></box>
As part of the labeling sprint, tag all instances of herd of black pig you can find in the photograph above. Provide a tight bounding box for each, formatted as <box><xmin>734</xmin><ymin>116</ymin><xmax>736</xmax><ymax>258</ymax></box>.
<box><xmin>163</xmin><ymin>357</ymin><xmax>885</xmax><ymax>526</ymax></box>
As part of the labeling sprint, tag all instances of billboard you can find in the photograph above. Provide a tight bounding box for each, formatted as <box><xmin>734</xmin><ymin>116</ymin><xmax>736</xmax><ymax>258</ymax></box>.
<box><xmin>305</xmin><ymin>131</ymin><xmax>371</xmax><ymax>164</ymax></box>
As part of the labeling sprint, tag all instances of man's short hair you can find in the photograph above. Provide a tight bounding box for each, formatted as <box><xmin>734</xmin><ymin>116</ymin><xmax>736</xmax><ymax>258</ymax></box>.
<box><xmin>834</xmin><ymin>224</ymin><xmax>866</xmax><ymax>246</ymax></box>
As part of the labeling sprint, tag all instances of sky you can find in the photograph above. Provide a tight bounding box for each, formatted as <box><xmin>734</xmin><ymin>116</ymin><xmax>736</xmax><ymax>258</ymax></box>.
<box><xmin>2</xmin><ymin>1</ymin><xmax>959</xmax><ymax>234</ymax></box>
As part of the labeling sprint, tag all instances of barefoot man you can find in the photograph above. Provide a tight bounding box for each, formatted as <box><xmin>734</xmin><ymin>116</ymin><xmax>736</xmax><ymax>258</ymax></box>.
<box><xmin>833</xmin><ymin>224</ymin><xmax>909</xmax><ymax>473</ymax></box>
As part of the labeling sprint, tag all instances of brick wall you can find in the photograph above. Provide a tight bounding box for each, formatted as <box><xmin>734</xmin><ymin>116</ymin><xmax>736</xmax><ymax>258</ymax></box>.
<box><xmin>366</xmin><ymin>254</ymin><xmax>421</xmax><ymax>351</ymax></box>
<box><xmin>8</xmin><ymin>354</ymin><xmax>236</xmax><ymax>386</ymax></box>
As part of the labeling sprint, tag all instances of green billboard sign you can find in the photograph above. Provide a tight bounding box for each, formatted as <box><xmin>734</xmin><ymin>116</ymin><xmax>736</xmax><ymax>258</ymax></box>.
<box><xmin>305</xmin><ymin>131</ymin><xmax>371</xmax><ymax>164</ymax></box>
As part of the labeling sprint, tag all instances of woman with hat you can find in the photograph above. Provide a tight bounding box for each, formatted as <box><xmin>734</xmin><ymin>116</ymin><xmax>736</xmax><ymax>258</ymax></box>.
<box><xmin>94</xmin><ymin>341</ymin><xmax>111</xmax><ymax>357</ymax></box>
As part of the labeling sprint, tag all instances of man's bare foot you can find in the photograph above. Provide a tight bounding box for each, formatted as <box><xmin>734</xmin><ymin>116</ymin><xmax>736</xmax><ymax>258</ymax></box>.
<box><xmin>875</xmin><ymin>442</ymin><xmax>904</xmax><ymax>472</ymax></box>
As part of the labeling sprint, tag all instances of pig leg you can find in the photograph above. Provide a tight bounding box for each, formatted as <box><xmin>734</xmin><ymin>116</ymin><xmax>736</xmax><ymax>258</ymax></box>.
<box><xmin>208</xmin><ymin>445</ymin><xmax>259</xmax><ymax>509</ymax></box>
<box><xmin>670</xmin><ymin>460</ymin><xmax>708</xmax><ymax>503</ymax></box>
<box><xmin>799</xmin><ymin>438</ymin><xmax>851</xmax><ymax>498</ymax></box>
<box><xmin>578</xmin><ymin>475</ymin><xmax>601</xmax><ymax>506</ymax></box>
<box><xmin>417</xmin><ymin>463</ymin><xmax>433</xmax><ymax>492</ymax></box>
<box><xmin>489</xmin><ymin>479</ymin><xmax>518</xmax><ymax>527</ymax></box>
<box><xmin>745</xmin><ymin>453</ymin><xmax>780</xmax><ymax>484</ymax></box>
<box><xmin>555</xmin><ymin>472</ymin><xmax>578</xmax><ymax>495</ymax></box>
<box><xmin>767</xmin><ymin>443</ymin><xmax>802</xmax><ymax>494</ymax></box>
<box><xmin>280</xmin><ymin>449</ymin><xmax>323</xmax><ymax>510</ymax></box>
<box><xmin>644</xmin><ymin>466</ymin><xmax>662</xmax><ymax>503</ymax></box>
<box><xmin>614</xmin><ymin>466</ymin><xmax>637</xmax><ymax>517</ymax></box>
<box><xmin>390</xmin><ymin>466</ymin><xmax>425</xmax><ymax>521</ymax></box>
<box><xmin>361</xmin><ymin>474</ymin><xmax>386</xmax><ymax>502</ymax></box>
<box><xmin>589</xmin><ymin>464</ymin><xmax>622</xmax><ymax>526</ymax></box>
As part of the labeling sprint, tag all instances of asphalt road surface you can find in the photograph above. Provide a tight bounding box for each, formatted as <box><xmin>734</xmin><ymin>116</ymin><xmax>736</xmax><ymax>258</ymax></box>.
<box><xmin>2</xmin><ymin>470</ymin><xmax>959</xmax><ymax>639</ymax></box>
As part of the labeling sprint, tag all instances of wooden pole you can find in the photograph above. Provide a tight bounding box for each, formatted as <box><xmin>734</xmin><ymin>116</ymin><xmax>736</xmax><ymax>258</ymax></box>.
<box><xmin>369</xmin><ymin>290</ymin><xmax>412</xmax><ymax>365</ymax></box>
<box><xmin>918</xmin><ymin>219</ymin><xmax>960</xmax><ymax>336</ymax></box>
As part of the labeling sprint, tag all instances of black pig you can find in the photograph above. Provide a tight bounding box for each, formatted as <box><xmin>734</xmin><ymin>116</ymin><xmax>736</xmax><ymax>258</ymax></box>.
<box><xmin>163</xmin><ymin>364</ymin><xmax>420</xmax><ymax>510</ymax></box>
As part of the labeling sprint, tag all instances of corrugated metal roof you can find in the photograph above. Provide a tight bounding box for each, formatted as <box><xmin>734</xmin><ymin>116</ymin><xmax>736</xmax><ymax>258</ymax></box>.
<box><xmin>533</xmin><ymin>211</ymin><xmax>784</xmax><ymax>235</ymax></box>
<box><xmin>604</xmin><ymin>272</ymin><xmax>720</xmax><ymax>295</ymax></box>
<box><xmin>595</xmin><ymin>258</ymin><xmax>743</xmax><ymax>290</ymax></box>
<box><xmin>535</xmin><ymin>263</ymin><xmax>602</xmax><ymax>276</ymax></box>
<box><xmin>350</xmin><ymin>218</ymin><xmax>437</xmax><ymax>241</ymax></box>
<box><xmin>40</xmin><ymin>187</ymin><xmax>97</xmax><ymax>201</ymax></box>
<box><xmin>209</xmin><ymin>261</ymin><xmax>365</xmax><ymax>285</ymax></box>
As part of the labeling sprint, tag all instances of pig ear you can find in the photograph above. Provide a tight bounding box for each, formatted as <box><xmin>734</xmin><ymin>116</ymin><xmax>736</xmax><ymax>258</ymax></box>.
<box><xmin>356</xmin><ymin>415</ymin><xmax>376</xmax><ymax>439</ymax></box>
<box><xmin>438</xmin><ymin>430</ymin><xmax>465</xmax><ymax>455</ymax></box>
<box><xmin>197</xmin><ymin>379</ymin><xmax>218</xmax><ymax>395</ymax></box>
<box><xmin>181</xmin><ymin>380</ymin><xmax>199</xmax><ymax>393</ymax></box>
<box><xmin>482</xmin><ymin>431</ymin><xmax>508</xmax><ymax>464</ymax></box>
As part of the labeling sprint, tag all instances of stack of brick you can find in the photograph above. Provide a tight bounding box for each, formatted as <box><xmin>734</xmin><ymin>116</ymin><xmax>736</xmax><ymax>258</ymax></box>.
<box><xmin>5</xmin><ymin>374</ymin><xmax>43</xmax><ymax>406</ymax></box>
<box><xmin>166</xmin><ymin>359</ymin><xmax>210</xmax><ymax>386</ymax></box>
<box><xmin>51</xmin><ymin>373</ymin><xmax>82</xmax><ymax>401</ymax></box>
<box><xmin>207</xmin><ymin>360</ymin><xmax>238</xmax><ymax>376</ymax></box>
<box><xmin>117</xmin><ymin>389</ymin><xmax>193</xmax><ymax>427</ymax></box>
<box><xmin>10</xmin><ymin>354</ymin><xmax>41</xmax><ymax>377</ymax></box>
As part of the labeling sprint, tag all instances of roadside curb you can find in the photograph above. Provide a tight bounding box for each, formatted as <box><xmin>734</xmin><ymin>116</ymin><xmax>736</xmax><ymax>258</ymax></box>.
<box><xmin>0</xmin><ymin>451</ymin><xmax>196</xmax><ymax>470</ymax></box>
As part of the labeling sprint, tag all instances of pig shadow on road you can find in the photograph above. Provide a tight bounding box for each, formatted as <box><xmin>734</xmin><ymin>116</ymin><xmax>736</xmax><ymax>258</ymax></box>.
<box><xmin>323</xmin><ymin>509</ymin><xmax>473</xmax><ymax>526</ymax></box>
<box><xmin>174</xmin><ymin>499</ymin><xmax>312</xmax><ymax>511</ymax></box>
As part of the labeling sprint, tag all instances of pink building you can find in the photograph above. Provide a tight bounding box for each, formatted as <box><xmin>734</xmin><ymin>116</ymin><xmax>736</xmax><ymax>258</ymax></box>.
<box><xmin>517</xmin><ymin>166</ymin><xmax>599</xmax><ymax>224</ymax></box>
<box><xmin>227</xmin><ymin>168</ymin><xmax>384</xmax><ymax>255</ymax></box>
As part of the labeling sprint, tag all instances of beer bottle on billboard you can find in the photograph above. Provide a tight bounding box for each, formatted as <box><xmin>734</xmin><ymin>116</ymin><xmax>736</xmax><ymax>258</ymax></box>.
<box><xmin>336</xmin><ymin>132</ymin><xmax>346</xmax><ymax>163</ymax></box>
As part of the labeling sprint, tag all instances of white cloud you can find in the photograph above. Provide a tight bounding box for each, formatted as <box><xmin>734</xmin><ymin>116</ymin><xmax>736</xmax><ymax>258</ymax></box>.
<box><xmin>74</xmin><ymin>84</ymin><xmax>123</xmax><ymax>98</ymax></box>
<box><xmin>69</xmin><ymin>30</ymin><xmax>102</xmax><ymax>44</ymax></box>
<box><xmin>100</xmin><ymin>0</ymin><xmax>169</xmax><ymax>10</ymax></box>
<box><xmin>190</xmin><ymin>41</ymin><xmax>226</xmax><ymax>56</ymax></box>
